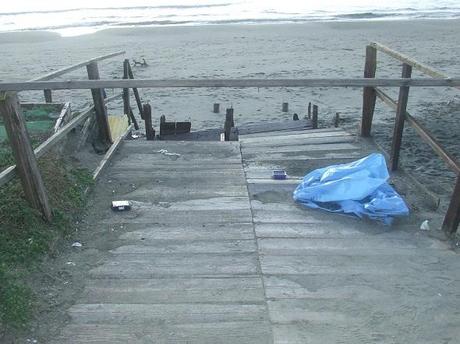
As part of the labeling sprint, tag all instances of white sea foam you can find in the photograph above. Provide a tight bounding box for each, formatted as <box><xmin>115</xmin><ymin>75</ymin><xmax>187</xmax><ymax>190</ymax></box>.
<box><xmin>1</xmin><ymin>0</ymin><xmax>459</xmax><ymax>36</ymax></box>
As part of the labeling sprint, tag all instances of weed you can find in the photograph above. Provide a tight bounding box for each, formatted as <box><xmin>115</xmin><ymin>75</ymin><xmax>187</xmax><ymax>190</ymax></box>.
<box><xmin>0</xmin><ymin>155</ymin><xmax>93</xmax><ymax>330</ymax></box>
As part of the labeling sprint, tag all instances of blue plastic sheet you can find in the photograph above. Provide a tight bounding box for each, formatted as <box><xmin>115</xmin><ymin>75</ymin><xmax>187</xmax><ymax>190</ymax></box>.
<box><xmin>293</xmin><ymin>153</ymin><xmax>409</xmax><ymax>225</ymax></box>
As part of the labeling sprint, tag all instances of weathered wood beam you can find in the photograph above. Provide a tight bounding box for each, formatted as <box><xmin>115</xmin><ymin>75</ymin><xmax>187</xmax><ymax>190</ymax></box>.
<box><xmin>312</xmin><ymin>105</ymin><xmax>318</xmax><ymax>129</ymax></box>
<box><xmin>1</xmin><ymin>78</ymin><xmax>460</xmax><ymax>91</ymax></box>
<box><xmin>370</xmin><ymin>42</ymin><xmax>451</xmax><ymax>80</ymax></box>
<box><xmin>44</xmin><ymin>89</ymin><xmax>52</xmax><ymax>103</ymax></box>
<box><xmin>442</xmin><ymin>176</ymin><xmax>460</xmax><ymax>234</ymax></box>
<box><xmin>390</xmin><ymin>63</ymin><xmax>412</xmax><ymax>171</ymax></box>
<box><xmin>143</xmin><ymin>104</ymin><xmax>155</xmax><ymax>140</ymax></box>
<box><xmin>375</xmin><ymin>87</ymin><xmax>460</xmax><ymax>174</ymax></box>
<box><xmin>30</xmin><ymin>51</ymin><xmax>125</xmax><ymax>82</ymax></box>
<box><xmin>86</xmin><ymin>62</ymin><xmax>112</xmax><ymax>147</ymax></box>
<box><xmin>126</xmin><ymin>62</ymin><xmax>144</xmax><ymax>118</ymax></box>
<box><xmin>361</xmin><ymin>45</ymin><xmax>377</xmax><ymax>136</ymax></box>
<box><xmin>0</xmin><ymin>93</ymin><xmax>122</xmax><ymax>187</ymax></box>
<box><xmin>0</xmin><ymin>92</ymin><xmax>52</xmax><ymax>221</ymax></box>
<box><xmin>93</xmin><ymin>124</ymin><xmax>133</xmax><ymax>180</ymax></box>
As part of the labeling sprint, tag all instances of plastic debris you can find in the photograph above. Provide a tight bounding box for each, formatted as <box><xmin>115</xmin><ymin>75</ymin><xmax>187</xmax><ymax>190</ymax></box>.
<box><xmin>111</xmin><ymin>200</ymin><xmax>131</xmax><ymax>211</ymax></box>
<box><xmin>71</xmin><ymin>242</ymin><xmax>82</xmax><ymax>248</ymax></box>
<box><xmin>420</xmin><ymin>220</ymin><xmax>430</xmax><ymax>231</ymax></box>
<box><xmin>293</xmin><ymin>153</ymin><xmax>409</xmax><ymax>225</ymax></box>
<box><xmin>157</xmin><ymin>149</ymin><xmax>181</xmax><ymax>157</ymax></box>
<box><xmin>66</xmin><ymin>261</ymin><xmax>76</xmax><ymax>266</ymax></box>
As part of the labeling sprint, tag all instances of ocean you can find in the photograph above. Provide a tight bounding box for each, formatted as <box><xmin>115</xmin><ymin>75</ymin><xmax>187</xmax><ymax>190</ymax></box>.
<box><xmin>1</xmin><ymin>0</ymin><xmax>459</xmax><ymax>37</ymax></box>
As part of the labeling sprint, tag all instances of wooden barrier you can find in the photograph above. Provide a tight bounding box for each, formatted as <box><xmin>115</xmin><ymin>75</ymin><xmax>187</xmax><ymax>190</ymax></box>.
<box><xmin>143</xmin><ymin>104</ymin><xmax>155</xmax><ymax>140</ymax></box>
<box><xmin>369</xmin><ymin>42</ymin><xmax>460</xmax><ymax>234</ymax></box>
<box><xmin>29</xmin><ymin>51</ymin><xmax>125</xmax><ymax>103</ymax></box>
<box><xmin>389</xmin><ymin>63</ymin><xmax>412</xmax><ymax>171</ymax></box>
<box><xmin>442</xmin><ymin>176</ymin><xmax>460</xmax><ymax>234</ymax></box>
<box><xmin>1</xmin><ymin>78</ymin><xmax>460</xmax><ymax>92</ymax></box>
<box><xmin>0</xmin><ymin>92</ymin><xmax>52</xmax><ymax>221</ymax></box>
<box><xmin>312</xmin><ymin>105</ymin><xmax>318</xmax><ymax>129</ymax></box>
<box><xmin>86</xmin><ymin>62</ymin><xmax>112</xmax><ymax>147</ymax></box>
<box><xmin>361</xmin><ymin>45</ymin><xmax>377</xmax><ymax>136</ymax></box>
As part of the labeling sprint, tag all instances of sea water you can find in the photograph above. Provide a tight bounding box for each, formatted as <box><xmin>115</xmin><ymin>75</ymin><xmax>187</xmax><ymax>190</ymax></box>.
<box><xmin>0</xmin><ymin>0</ymin><xmax>459</xmax><ymax>36</ymax></box>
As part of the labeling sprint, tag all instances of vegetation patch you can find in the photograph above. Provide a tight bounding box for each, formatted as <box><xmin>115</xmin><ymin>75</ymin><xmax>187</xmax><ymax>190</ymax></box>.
<box><xmin>0</xmin><ymin>155</ymin><xmax>93</xmax><ymax>330</ymax></box>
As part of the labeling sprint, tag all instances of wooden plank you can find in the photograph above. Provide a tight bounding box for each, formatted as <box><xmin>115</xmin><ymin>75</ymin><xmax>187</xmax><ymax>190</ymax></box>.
<box><xmin>81</xmin><ymin>277</ymin><xmax>264</xmax><ymax>304</ymax></box>
<box><xmin>0</xmin><ymin>92</ymin><xmax>52</xmax><ymax>221</ymax></box>
<box><xmin>370</xmin><ymin>42</ymin><xmax>453</xmax><ymax>80</ymax></box>
<box><xmin>111</xmin><ymin>240</ymin><xmax>256</xmax><ymax>255</ymax></box>
<box><xmin>375</xmin><ymin>87</ymin><xmax>460</xmax><ymax>174</ymax></box>
<box><xmin>93</xmin><ymin>124</ymin><xmax>133</xmax><ymax>180</ymax></box>
<box><xmin>89</xmin><ymin>254</ymin><xmax>259</xmax><ymax>278</ymax></box>
<box><xmin>53</xmin><ymin>102</ymin><xmax>71</xmax><ymax>132</ymax></box>
<box><xmin>30</xmin><ymin>51</ymin><xmax>125</xmax><ymax>81</ymax></box>
<box><xmin>389</xmin><ymin>63</ymin><xmax>412</xmax><ymax>171</ymax></box>
<box><xmin>442</xmin><ymin>175</ymin><xmax>460</xmax><ymax>234</ymax></box>
<box><xmin>127</xmin><ymin>62</ymin><xmax>144</xmax><ymax>118</ymax></box>
<box><xmin>361</xmin><ymin>45</ymin><xmax>377</xmax><ymax>136</ymax></box>
<box><xmin>67</xmin><ymin>303</ymin><xmax>268</xmax><ymax>325</ymax></box>
<box><xmin>242</xmin><ymin>142</ymin><xmax>358</xmax><ymax>155</ymax></box>
<box><xmin>241</xmin><ymin>135</ymin><xmax>355</xmax><ymax>148</ymax></box>
<box><xmin>239</xmin><ymin>127</ymin><xmax>344</xmax><ymax>140</ymax></box>
<box><xmin>119</xmin><ymin>223</ymin><xmax>254</xmax><ymax>241</ymax></box>
<box><xmin>122</xmin><ymin>59</ymin><xmax>131</xmax><ymax>123</ymax></box>
<box><xmin>54</xmin><ymin>322</ymin><xmax>271</xmax><ymax>344</ymax></box>
<box><xmin>1</xmin><ymin>78</ymin><xmax>460</xmax><ymax>91</ymax></box>
<box><xmin>86</xmin><ymin>62</ymin><xmax>112</xmax><ymax>146</ymax></box>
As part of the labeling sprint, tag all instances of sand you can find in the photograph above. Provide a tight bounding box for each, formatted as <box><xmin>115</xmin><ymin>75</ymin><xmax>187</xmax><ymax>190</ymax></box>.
<box><xmin>0</xmin><ymin>19</ymin><xmax>459</xmax><ymax>198</ymax></box>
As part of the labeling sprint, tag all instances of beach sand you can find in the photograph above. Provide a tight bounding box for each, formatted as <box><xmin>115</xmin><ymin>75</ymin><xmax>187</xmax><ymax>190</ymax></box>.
<box><xmin>0</xmin><ymin>20</ymin><xmax>459</xmax><ymax>198</ymax></box>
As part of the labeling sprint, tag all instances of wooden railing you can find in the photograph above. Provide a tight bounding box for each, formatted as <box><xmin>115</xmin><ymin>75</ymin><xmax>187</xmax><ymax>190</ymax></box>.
<box><xmin>361</xmin><ymin>41</ymin><xmax>460</xmax><ymax>234</ymax></box>
<box><xmin>0</xmin><ymin>45</ymin><xmax>458</xmax><ymax>233</ymax></box>
<box><xmin>0</xmin><ymin>52</ymin><xmax>125</xmax><ymax>221</ymax></box>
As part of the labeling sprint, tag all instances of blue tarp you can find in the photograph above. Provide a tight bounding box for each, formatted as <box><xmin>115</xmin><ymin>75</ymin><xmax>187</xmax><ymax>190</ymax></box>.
<box><xmin>293</xmin><ymin>153</ymin><xmax>409</xmax><ymax>225</ymax></box>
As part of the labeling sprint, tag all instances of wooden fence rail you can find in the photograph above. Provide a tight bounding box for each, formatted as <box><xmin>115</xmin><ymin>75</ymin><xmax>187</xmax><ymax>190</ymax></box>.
<box><xmin>0</xmin><ymin>78</ymin><xmax>459</xmax><ymax>91</ymax></box>
<box><xmin>364</xmin><ymin>41</ymin><xmax>460</xmax><ymax>234</ymax></box>
<box><xmin>28</xmin><ymin>51</ymin><xmax>125</xmax><ymax>103</ymax></box>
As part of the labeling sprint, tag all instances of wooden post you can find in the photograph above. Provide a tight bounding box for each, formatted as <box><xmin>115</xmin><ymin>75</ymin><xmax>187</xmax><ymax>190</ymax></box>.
<box><xmin>123</xmin><ymin>60</ymin><xmax>139</xmax><ymax>130</ymax></box>
<box><xmin>361</xmin><ymin>45</ymin><xmax>377</xmax><ymax>137</ymax></box>
<box><xmin>334</xmin><ymin>112</ymin><xmax>340</xmax><ymax>128</ymax></box>
<box><xmin>213</xmin><ymin>103</ymin><xmax>220</xmax><ymax>113</ymax></box>
<box><xmin>0</xmin><ymin>92</ymin><xmax>52</xmax><ymax>221</ymax></box>
<box><xmin>312</xmin><ymin>105</ymin><xmax>318</xmax><ymax>129</ymax></box>
<box><xmin>143</xmin><ymin>103</ymin><xmax>155</xmax><ymax>140</ymax></box>
<box><xmin>389</xmin><ymin>63</ymin><xmax>412</xmax><ymax>171</ymax></box>
<box><xmin>307</xmin><ymin>102</ymin><xmax>311</xmax><ymax>119</ymax></box>
<box><xmin>86</xmin><ymin>62</ymin><xmax>112</xmax><ymax>147</ymax></box>
<box><xmin>126</xmin><ymin>61</ymin><xmax>144</xmax><ymax>121</ymax></box>
<box><xmin>226</xmin><ymin>108</ymin><xmax>234</xmax><ymax>127</ymax></box>
<box><xmin>442</xmin><ymin>175</ymin><xmax>460</xmax><ymax>234</ymax></box>
<box><xmin>224</xmin><ymin>108</ymin><xmax>234</xmax><ymax>141</ymax></box>
<box><xmin>44</xmin><ymin>89</ymin><xmax>52</xmax><ymax>103</ymax></box>
<box><xmin>282</xmin><ymin>102</ymin><xmax>289</xmax><ymax>112</ymax></box>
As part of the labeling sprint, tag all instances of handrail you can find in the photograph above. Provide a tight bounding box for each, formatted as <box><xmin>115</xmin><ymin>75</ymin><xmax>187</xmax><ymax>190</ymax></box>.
<box><xmin>370</xmin><ymin>42</ymin><xmax>451</xmax><ymax>80</ymax></box>
<box><xmin>29</xmin><ymin>51</ymin><xmax>126</xmax><ymax>82</ymax></box>
<box><xmin>0</xmin><ymin>93</ymin><xmax>122</xmax><ymax>187</ymax></box>
<box><xmin>374</xmin><ymin>87</ymin><xmax>460</xmax><ymax>174</ymax></box>
<box><xmin>367</xmin><ymin>43</ymin><xmax>460</xmax><ymax>234</ymax></box>
<box><xmin>0</xmin><ymin>78</ymin><xmax>460</xmax><ymax>91</ymax></box>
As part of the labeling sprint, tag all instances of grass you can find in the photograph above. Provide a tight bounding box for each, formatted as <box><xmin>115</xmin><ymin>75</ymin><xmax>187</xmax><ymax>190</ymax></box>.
<box><xmin>0</xmin><ymin>155</ymin><xmax>93</xmax><ymax>330</ymax></box>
